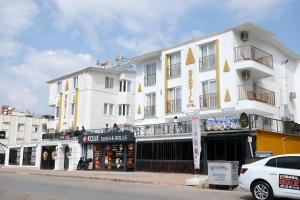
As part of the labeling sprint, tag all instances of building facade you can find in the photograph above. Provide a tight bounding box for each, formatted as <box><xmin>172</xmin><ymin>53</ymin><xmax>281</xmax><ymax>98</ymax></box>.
<box><xmin>133</xmin><ymin>23</ymin><xmax>300</xmax><ymax>173</ymax></box>
<box><xmin>43</xmin><ymin>63</ymin><xmax>136</xmax><ymax>170</ymax></box>
<box><xmin>0</xmin><ymin>106</ymin><xmax>54</xmax><ymax>167</ymax></box>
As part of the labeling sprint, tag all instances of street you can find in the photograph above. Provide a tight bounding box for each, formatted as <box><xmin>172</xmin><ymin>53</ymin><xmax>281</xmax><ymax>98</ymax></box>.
<box><xmin>0</xmin><ymin>172</ymin><xmax>252</xmax><ymax>200</ymax></box>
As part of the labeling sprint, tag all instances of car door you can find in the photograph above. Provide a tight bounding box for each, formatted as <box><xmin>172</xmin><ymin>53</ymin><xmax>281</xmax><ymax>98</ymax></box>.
<box><xmin>276</xmin><ymin>156</ymin><xmax>300</xmax><ymax>198</ymax></box>
<box><xmin>264</xmin><ymin>157</ymin><xmax>281</xmax><ymax>195</ymax></box>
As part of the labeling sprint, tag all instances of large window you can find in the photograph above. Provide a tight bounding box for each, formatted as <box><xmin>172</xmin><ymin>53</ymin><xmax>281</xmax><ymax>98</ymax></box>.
<box><xmin>57</xmin><ymin>81</ymin><xmax>62</xmax><ymax>93</ymax></box>
<box><xmin>23</xmin><ymin>147</ymin><xmax>36</xmax><ymax>166</ymax></box>
<box><xmin>168</xmin><ymin>52</ymin><xmax>181</xmax><ymax>79</ymax></box>
<box><xmin>105</xmin><ymin>77</ymin><xmax>114</xmax><ymax>89</ymax></box>
<box><xmin>104</xmin><ymin>103</ymin><xmax>114</xmax><ymax>115</ymax></box>
<box><xmin>144</xmin><ymin>63</ymin><xmax>156</xmax><ymax>86</ymax></box>
<box><xmin>168</xmin><ymin>87</ymin><xmax>182</xmax><ymax>113</ymax></box>
<box><xmin>119</xmin><ymin>80</ymin><xmax>131</xmax><ymax>92</ymax></box>
<box><xmin>73</xmin><ymin>76</ymin><xmax>78</xmax><ymax>89</ymax></box>
<box><xmin>119</xmin><ymin>104</ymin><xmax>130</xmax><ymax>116</ymax></box>
<box><xmin>17</xmin><ymin>123</ymin><xmax>25</xmax><ymax>132</ymax></box>
<box><xmin>144</xmin><ymin>93</ymin><xmax>156</xmax><ymax>118</ymax></box>
<box><xmin>200</xmin><ymin>80</ymin><xmax>216</xmax><ymax>108</ymax></box>
<box><xmin>199</xmin><ymin>42</ymin><xmax>216</xmax><ymax>71</ymax></box>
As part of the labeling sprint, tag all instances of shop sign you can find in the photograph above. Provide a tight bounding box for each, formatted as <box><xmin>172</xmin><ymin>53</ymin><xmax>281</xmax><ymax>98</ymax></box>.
<box><xmin>0</xmin><ymin>131</ymin><xmax>5</xmax><ymax>139</ymax></box>
<box><xmin>205</xmin><ymin>116</ymin><xmax>242</xmax><ymax>131</ymax></box>
<box><xmin>79</xmin><ymin>131</ymin><xmax>135</xmax><ymax>144</ymax></box>
<box><xmin>279</xmin><ymin>174</ymin><xmax>300</xmax><ymax>190</ymax></box>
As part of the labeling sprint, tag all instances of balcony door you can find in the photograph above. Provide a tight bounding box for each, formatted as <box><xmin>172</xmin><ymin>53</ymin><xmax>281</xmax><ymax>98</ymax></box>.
<box><xmin>168</xmin><ymin>87</ymin><xmax>182</xmax><ymax>113</ymax></box>
<box><xmin>145</xmin><ymin>93</ymin><xmax>156</xmax><ymax>117</ymax></box>
<box><xmin>200</xmin><ymin>42</ymin><xmax>216</xmax><ymax>70</ymax></box>
<box><xmin>201</xmin><ymin>80</ymin><xmax>216</xmax><ymax>108</ymax></box>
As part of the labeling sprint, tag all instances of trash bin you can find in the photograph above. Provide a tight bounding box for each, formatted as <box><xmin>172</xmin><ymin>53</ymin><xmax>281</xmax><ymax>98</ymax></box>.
<box><xmin>208</xmin><ymin>160</ymin><xmax>239</xmax><ymax>189</ymax></box>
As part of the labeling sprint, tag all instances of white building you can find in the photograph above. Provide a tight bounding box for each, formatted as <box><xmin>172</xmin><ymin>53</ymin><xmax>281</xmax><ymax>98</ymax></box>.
<box><xmin>42</xmin><ymin>63</ymin><xmax>136</xmax><ymax>170</ymax></box>
<box><xmin>132</xmin><ymin>23</ymin><xmax>300</xmax><ymax>173</ymax></box>
<box><xmin>0</xmin><ymin>106</ymin><xmax>53</xmax><ymax>168</ymax></box>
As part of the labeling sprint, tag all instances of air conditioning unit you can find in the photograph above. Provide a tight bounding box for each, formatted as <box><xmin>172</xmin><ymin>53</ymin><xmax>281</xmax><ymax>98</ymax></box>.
<box><xmin>289</xmin><ymin>92</ymin><xmax>296</xmax><ymax>99</ymax></box>
<box><xmin>240</xmin><ymin>31</ymin><xmax>249</xmax><ymax>42</ymax></box>
<box><xmin>241</xmin><ymin>70</ymin><xmax>251</xmax><ymax>80</ymax></box>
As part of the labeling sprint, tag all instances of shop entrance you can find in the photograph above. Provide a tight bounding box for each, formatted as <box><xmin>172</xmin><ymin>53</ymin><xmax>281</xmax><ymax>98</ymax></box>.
<box><xmin>64</xmin><ymin>146</ymin><xmax>70</xmax><ymax>170</ymax></box>
<box><xmin>40</xmin><ymin>146</ymin><xmax>56</xmax><ymax>169</ymax></box>
<box><xmin>92</xmin><ymin>143</ymin><xmax>134</xmax><ymax>171</ymax></box>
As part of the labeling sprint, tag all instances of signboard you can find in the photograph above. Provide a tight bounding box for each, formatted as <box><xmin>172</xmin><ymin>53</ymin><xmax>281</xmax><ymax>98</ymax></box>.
<box><xmin>78</xmin><ymin>131</ymin><xmax>135</xmax><ymax>144</ymax></box>
<box><xmin>208</xmin><ymin>161</ymin><xmax>239</xmax><ymax>186</ymax></box>
<box><xmin>0</xmin><ymin>131</ymin><xmax>5</xmax><ymax>139</ymax></box>
<box><xmin>205</xmin><ymin>116</ymin><xmax>241</xmax><ymax>131</ymax></box>
<box><xmin>192</xmin><ymin>113</ymin><xmax>201</xmax><ymax>170</ymax></box>
<box><xmin>279</xmin><ymin>174</ymin><xmax>300</xmax><ymax>190</ymax></box>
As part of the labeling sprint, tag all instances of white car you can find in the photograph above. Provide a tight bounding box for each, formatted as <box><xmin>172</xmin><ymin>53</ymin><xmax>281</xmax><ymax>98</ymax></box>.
<box><xmin>239</xmin><ymin>154</ymin><xmax>300</xmax><ymax>200</ymax></box>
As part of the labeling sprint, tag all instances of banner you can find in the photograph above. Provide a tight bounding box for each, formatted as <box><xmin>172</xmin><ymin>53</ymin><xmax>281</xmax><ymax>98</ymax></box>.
<box><xmin>192</xmin><ymin>112</ymin><xmax>201</xmax><ymax>170</ymax></box>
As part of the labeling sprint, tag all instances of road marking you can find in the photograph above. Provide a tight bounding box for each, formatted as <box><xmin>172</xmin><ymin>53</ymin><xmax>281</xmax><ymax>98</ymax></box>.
<box><xmin>0</xmin><ymin>187</ymin><xmax>69</xmax><ymax>200</ymax></box>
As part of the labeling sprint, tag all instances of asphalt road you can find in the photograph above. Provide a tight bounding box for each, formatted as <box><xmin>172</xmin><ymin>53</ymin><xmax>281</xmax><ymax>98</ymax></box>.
<box><xmin>0</xmin><ymin>172</ymin><xmax>252</xmax><ymax>200</ymax></box>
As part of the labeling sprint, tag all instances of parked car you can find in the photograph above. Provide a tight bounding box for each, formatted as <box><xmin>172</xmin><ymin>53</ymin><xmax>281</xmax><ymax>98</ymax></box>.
<box><xmin>239</xmin><ymin>154</ymin><xmax>300</xmax><ymax>200</ymax></box>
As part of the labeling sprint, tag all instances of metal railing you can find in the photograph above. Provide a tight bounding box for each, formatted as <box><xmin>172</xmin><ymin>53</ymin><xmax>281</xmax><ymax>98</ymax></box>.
<box><xmin>199</xmin><ymin>93</ymin><xmax>217</xmax><ymax>109</ymax></box>
<box><xmin>168</xmin><ymin>63</ymin><xmax>181</xmax><ymax>79</ymax></box>
<box><xmin>249</xmin><ymin>114</ymin><xmax>300</xmax><ymax>136</ymax></box>
<box><xmin>234</xmin><ymin>45</ymin><xmax>273</xmax><ymax>68</ymax></box>
<box><xmin>135</xmin><ymin>120</ymin><xmax>192</xmax><ymax>136</ymax></box>
<box><xmin>167</xmin><ymin>99</ymin><xmax>182</xmax><ymax>113</ymax></box>
<box><xmin>238</xmin><ymin>84</ymin><xmax>275</xmax><ymax>105</ymax></box>
<box><xmin>42</xmin><ymin>131</ymin><xmax>82</xmax><ymax>140</ymax></box>
<box><xmin>144</xmin><ymin>105</ymin><xmax>156</xmax><ymax>118</ymax></box>
<box><xmin>144</xmin><ymin>74</ymin><xmax>156</xmax><ymax>86</ymax></box>
<box><xmin>199</xmin><ymin>54</ymin><xmax>216</xmax><ymax>71</ymax></box>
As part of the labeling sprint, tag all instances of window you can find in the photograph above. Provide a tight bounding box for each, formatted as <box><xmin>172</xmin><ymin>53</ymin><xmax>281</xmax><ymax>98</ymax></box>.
<box><xmin>57</xmin><ymin>81</ymin><xmax>62</xmax><ymax>93</ymax></box>
<box><xmin>55</xmin><ymin>106</ymin><xmax>60</xmax><ymax>118</ymax></box>
<box><xmin>70</xmin><ymin>103</ymin><xmax>75</xmax><ymax>116</ymax></box>
<box><xmin>23</xmin><ymin>147</ymin><xmax>36</xmax><ymax>166</ymax></box>
<box><xmin>17</xmin><ymin>124</ymin><xmax>25</xmax><ymax>132</ymax></box>
<box><xmin>119</xmin><ymin>80</ymin><xmax>131</xmax><ymax>92</ymax></box>
<box><xmin>145</xmin><ymin>93</ymin><xmax>156</xmax><ymax>117</ymax></box>
<box><xmin>104</xmin><ymin>103</ymin><xmax>114</xmax><ymax>115</ymax></box>
<box><xmin>9</xmin><ymin>148</ymin><xmax>21</xmax><ymax>165</ymax></box>
<box><xmin>119</xmin><ymin>104</ymin><xmax>130</xmax><ymax>116</ymax></box>
<box><xmin>105</xmin><ymin>77</ymin><xmax>114</xmax><ymax>89</ymax></box>
<box><xmin>73</xmin><ymin>76</ymin><xmax>78</xmax><ymax>89</ymax></box>
<box><xmin>145</xmin><ymin>63</ymin><xmax>156</xmax><ymax>86</ymax></box>
<box><xmin>265</xmin><ymin>158</ymin><xmax>277</xmax><ymax>167</ymax></box>
<box><xmin>32</xmin><ymin>125</ymin><xmax>38</xmax><ymax>133</ymax></box>
<box><xmin>199</xmin><ymin>42</ymin><xmax>216</xmax><ymax>71</ymax></box>
<box><xmin>277</xmin><ymin>156</ymin><xmax>300</xmax><ymax>170</ymax></box>
<box><xmin>168</xmin><ymin>52</ymin><xmax>181</xmax><ymax>79</ymax></box>
<box><xmin>42</xmin><ymin>124</ymin><xmax>47</xmax><ymax>134</ymax></box>
<box><xmin>168</xmin><ymin>87</ymin><xmax>182</xmax><ymax>113</ymax></box>
<box><xmin>200</xmin><ymin>80</ymin><xmax>216</xmax><ymax>108</ymax></box>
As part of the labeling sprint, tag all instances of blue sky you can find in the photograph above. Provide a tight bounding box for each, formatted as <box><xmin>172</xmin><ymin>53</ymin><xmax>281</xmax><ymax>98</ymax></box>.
<box><xmin>0</xmin><ymin>0</ymin><xmax>299</xmax><ymax>114</ymax></box>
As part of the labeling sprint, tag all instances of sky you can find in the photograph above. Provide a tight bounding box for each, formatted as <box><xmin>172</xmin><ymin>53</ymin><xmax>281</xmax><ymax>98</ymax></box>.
<box><xmin>0</xmin><ymin>0</ymin><xmax>299</xmax><ymax>115</ymax></box>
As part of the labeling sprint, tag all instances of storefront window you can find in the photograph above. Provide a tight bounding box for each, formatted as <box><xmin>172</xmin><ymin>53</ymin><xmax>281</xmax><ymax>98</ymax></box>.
<box><xmin>23</xmin><ymin>147</ymin><xmax>36</xmax><ymax>166</ymax></box>
<box><xmin>9</xmin><ymin>148</ymin><xmax>21</xmax><ymax>165</ymax></box>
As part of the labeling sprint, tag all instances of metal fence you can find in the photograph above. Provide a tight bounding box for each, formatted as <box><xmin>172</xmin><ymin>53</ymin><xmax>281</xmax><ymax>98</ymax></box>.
<box><xmin>144</xmin><ymin>74</ymin><xmax>156</xmax><ymax>86</ymax></box>
<box><xmin>144</xmin><ymin>105</ymin><xmax>156</xmax><ymax>118</ymax></box>
<box><xmin>238</xmin><ymin>84</ymin><xmax>275</xmax><ymax>105</ymax></box>
<box><xmin>199</xmin><ymin>93</ymin><xmax>217</xmax><ymax>109</ymax></box>
<box><xmin>234</xmin><ymin>45</ymin><xmax>273</xmax><ymax>68</ymax></box>
<box><xmin>168</xmin><ymin>63</ymin><xmax>181</xmax><ymax>79</ymax></box>
<box><xmin>167</xmin><ymin>99</ymin><xmax>182</xmax><ymax>113</ymax></box>
<box><xmin>199</xmin><ymin>54</ymin><xmax>216</xmax><ymax>71</ymax></box>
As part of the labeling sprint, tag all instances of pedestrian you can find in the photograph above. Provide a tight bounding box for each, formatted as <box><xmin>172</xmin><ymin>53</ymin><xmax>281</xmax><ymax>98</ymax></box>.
<box><xmin>113</xmin><ymin>123</ymin><xmax>119</xmax><ymax>132</ymax></box>
<box><xmin>105</xmin><ymin>124</ymin><xmax>109</xmax><ymax>132</ymax></box>
<box><xmin>75</xmin><ymin>126</ymin><xmax>80</xmax><ymax>137</ymax></box>
<box><xmin>82</xmin><ymin>126</ymin><xmax>86</xmax><ymax>134</ymax></box>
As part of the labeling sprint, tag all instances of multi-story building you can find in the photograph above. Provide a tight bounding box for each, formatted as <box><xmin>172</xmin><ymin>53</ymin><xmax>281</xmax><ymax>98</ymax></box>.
<box><xmin>133</xmin><ymin>23</ymin><xmax>300</xmax><ymax>173</ymax></box>
<box><xmin>42</xmin><ymin>63</ymin><xmax>136</xmax><ymax>170</ymax></box>
<box><xmin>0</xmin><ymin>106</ymin><xmax>54</xmax><ymax>167</ymax></box>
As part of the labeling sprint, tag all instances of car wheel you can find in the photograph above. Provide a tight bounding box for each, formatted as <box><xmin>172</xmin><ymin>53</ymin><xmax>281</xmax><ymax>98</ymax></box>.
<box><xmin>251</xmin><ymin>181</ymin><xmax>274</xmax><ymax>200</ymax></box>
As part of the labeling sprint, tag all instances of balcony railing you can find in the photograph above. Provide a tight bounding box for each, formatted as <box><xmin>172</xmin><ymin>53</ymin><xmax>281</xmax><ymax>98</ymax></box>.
<box><xmin>135</xmin><ymin>121</ymin><xmax>192</xmax><ymax>136</ymax></box>
<box><xmin>199</xmin><ymin>93</ymin><xmax>217</xmax><ymax>109</ymax></box>
<box><xmin>144</xmin><ymin>105</ymin><xmax>156</xmax><ymax>118</ymax></box>
<box><xmin>238</xmin><ymin>84</ymin><xmax>275</xmax><ymax>105</ymax></box>
<box><xmin>168</xmin><ymin>63</ymin><xmax>181</xmax><ymax>79</ymax></box>
<box><xmin>199</xmin><ymin>54</ymin><xmax>216</xmax><ymax>71</ymax></box>
<box><xmin>234</xmin><ymin>45</ymin><xmax>273</xmax><ymax>68</ymax></box>
<box><xmin>144</xmin><ymin>74</ymin><xmax>156</xmax><ymax>86</ymax></box>
<box><xmin>167</xmin><ymin>99</ymin><xmax>182</xmax><ymax>113</ymax></box>
<box><xmin>42</xmin><ymin>130</ymin><xmax>83</xmax><ymax>140</ymax></box>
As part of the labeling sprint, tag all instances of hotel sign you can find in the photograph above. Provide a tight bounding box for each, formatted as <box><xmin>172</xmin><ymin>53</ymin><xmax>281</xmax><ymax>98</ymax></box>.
<box><xmin>0</xmin><ymin>131</ymin><xmax>5</xmax><ymax>139</ymax></box>
<box><xmin>78</xmin><ymin>131</ymin><xmax>135</xmax><ymax>144</ymax></box>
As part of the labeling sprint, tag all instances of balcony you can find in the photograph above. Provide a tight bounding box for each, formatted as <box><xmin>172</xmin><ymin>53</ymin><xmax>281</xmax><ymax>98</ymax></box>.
<box><xmin>144</xmin><ymin>74</ymin><xmax>156</xmax><ymax>86</ymax></box>
<box><xmin>238</xmin><ymin>84</ymin><xmax>275</xmax><ymax>105</ymax></box>
<box><xmin>42</xmin><ymin>130</ymin><xmax>82</xmax><ymax>140</ymax></box>
<box><xmin>234</xmin><ymin>45</ymin><xmax>273</xmax><ymax>68</ymax></box>
<box><xmin>167</xmin><ymin>99</ymin><xmax>182</xmax><ymax>113</ymax></box>
<box><xmin>199</xmin><ymin>54</ymin><xmax>216</xmax><ymax>71</ymax></box>
<box><xmin>144</xmin><ymin>105</ymin><xmax>156</xmax><ymax>118</ymax></box>
<box><xmin>135</xmin><ymin>121</ymin><xmax>192</xmax><ymax>136</ymax></box>
<box><xmin>168</xmin><ymin>63</ymin><xmax>181</xmax><ymax>79</ymax></box>
<box><xmin>199</xmin><ymin>93</ymin><xmax>217</xmax><ymax>109</ymax></box>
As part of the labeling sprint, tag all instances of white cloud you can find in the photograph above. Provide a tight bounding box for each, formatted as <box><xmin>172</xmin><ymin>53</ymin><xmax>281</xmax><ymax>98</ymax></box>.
<box><xmin>0</xmin><ymin>49</ymin><xmax>94</xmax><ymax>114</ymax></box>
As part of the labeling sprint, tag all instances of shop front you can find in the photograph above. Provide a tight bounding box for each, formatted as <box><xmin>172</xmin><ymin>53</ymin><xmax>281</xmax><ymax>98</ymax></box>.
<box><xmin>40</xmin><ymin>145</ymin><xmax>56</xmax><ymax>169</ymax></box>
<box><xmin>79</xmin><ymin>131</ymin><xmax>135</xmax><ymax>171</ymax></box>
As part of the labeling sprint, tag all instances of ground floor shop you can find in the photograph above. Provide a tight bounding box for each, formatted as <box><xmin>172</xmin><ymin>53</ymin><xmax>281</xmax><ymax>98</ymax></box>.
<box><xmin>79</xmin><ymin>131</ymin><xmax>135</xmax><ymax>171</ymax></box>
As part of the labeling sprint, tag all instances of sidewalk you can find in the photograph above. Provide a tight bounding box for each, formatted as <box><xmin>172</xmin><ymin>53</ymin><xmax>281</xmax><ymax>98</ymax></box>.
<box><xmin>0</xmin><ymin>167</ymin><xmax>208</xmax><ymax>187</ymax></box>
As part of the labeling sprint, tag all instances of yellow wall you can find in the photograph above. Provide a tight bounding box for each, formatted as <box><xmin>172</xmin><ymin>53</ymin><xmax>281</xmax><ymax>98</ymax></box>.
<box><xmin>256</xmin><ymin>130</ymin><xmax>300</xmax><ymax>155</ymax></box>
